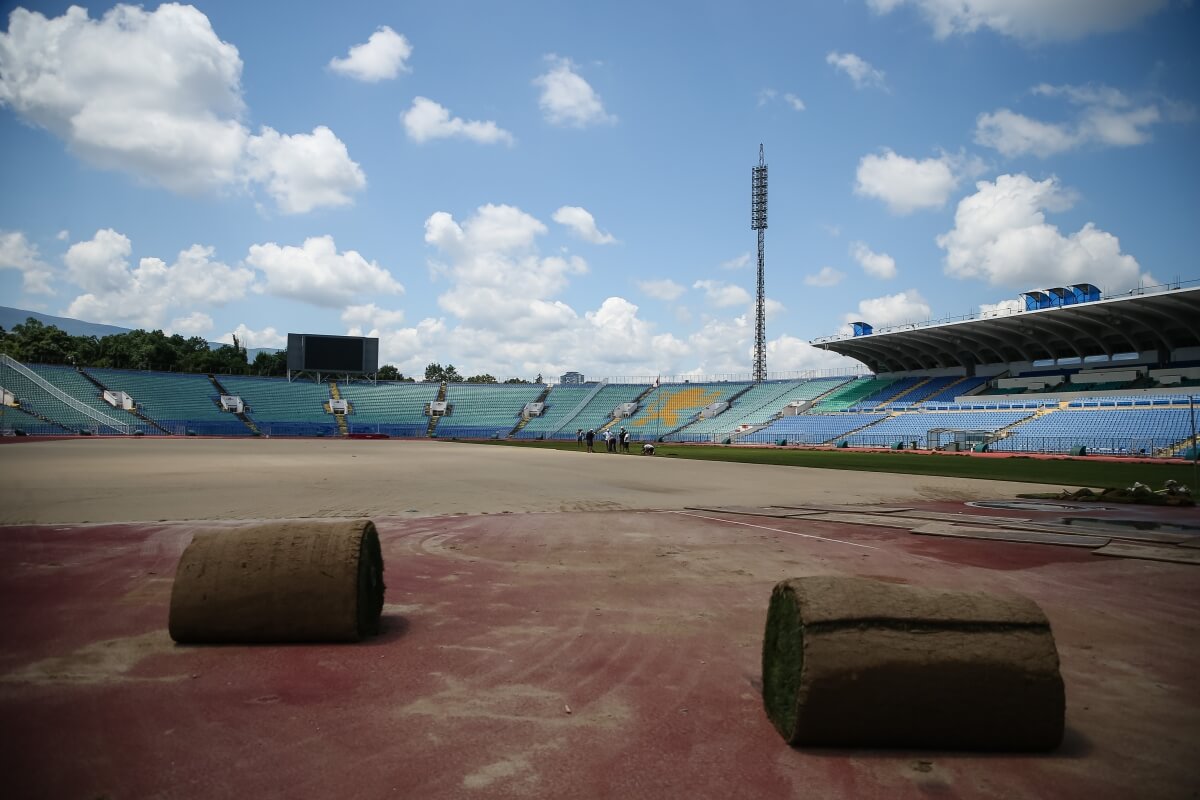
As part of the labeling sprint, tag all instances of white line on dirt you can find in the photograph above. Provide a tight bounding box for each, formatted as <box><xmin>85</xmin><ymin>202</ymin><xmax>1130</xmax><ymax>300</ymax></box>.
<box><xmin>664</xmin><ymin>510</ymin><xmax>879</xmax><ymax>550</ymax></box>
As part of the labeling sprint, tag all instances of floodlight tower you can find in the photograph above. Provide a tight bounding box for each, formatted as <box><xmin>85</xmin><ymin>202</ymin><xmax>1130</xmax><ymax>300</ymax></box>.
<box><xmin>751</xmin><ymin>144</ymin><xmax>768</xmax><ymax>382</ymax></box>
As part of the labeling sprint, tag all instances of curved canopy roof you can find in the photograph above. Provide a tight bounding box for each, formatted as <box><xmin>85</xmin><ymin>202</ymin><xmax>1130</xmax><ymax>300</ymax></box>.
<box><xmin>812</xmin><ymin>286</ymin><xmax>1200</xmax><ymax>374</ymax></box>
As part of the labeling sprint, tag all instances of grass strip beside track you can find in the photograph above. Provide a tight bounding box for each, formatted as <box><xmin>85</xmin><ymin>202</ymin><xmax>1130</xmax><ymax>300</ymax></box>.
<box><xmin>469</xmin><ymin>439</ymin><xmax>1197</xmax><ymax>488</ymax></box>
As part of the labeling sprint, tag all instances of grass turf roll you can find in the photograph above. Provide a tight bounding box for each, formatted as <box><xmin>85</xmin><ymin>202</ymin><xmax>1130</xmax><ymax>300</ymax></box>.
<box><xmin>762</xmin><ymin>575</ymin><xmax>1064</xmax><ymax>750</ymax></box>
<box><xmin>169</xmin><ymin>518</ymin><xmax>385</xmax><ymax>644</ymax></box>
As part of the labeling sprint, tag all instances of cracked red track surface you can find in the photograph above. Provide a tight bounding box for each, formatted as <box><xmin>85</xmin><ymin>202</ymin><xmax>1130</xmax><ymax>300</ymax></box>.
<box><xmin>1</xmin><ymin>504</ymin><xmax>1197</xmax><ymax>799</ymax></box>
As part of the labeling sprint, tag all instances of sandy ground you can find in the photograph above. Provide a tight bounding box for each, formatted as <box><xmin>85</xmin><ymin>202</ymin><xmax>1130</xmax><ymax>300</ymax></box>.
<box><xmin>0</xmin><ymin>438</ymin><xmax>1068</xmax><ymax>524</ymax></box>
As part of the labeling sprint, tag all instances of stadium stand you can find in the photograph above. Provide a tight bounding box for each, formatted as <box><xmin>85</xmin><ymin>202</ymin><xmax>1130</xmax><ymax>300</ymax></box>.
<box><xmin>89</xmin><ymin>368</ymin><xmax>248</xmax><ymax>435</ymax></box>
<box><xmin>841</xmin><ymin>410</ymin><xmax>1035</xmax><ymax>449</ymax></box>
<box><xmin>338</xmin><ymin>381</ymin><xmax>441</xmax><ymax>437</ymax></box>
<box><xmin>220</xmin><ymin>376</ymin><xmax>338</xmax><ymax>437</ymax></box>
<box><xmin>991</xmin><ymin>408</ymin><xmax>1196</xmax><ymax>455</ymax></box>
<box><xmin>545</xmin><ymin>383</ymin><xmax>650</xmax><ymax>439</ymax></box>
<box><xmin>29</xmin><ymin>364</ymin><xmax>126</xmax><ymax>419</ymax></box>
<box><xmin>922</xmin><ymin>375</ymin><xmax>988</xmax><ymax>404</ymax></box>
<box><xmin>669</xmin><ymin>377</ymin><xmax>853</xmax><ymax>441</ymax></box>
<box><xmin>744</xmin><ymin>413</ymin><xmax>889</xmax><ymax>445</ymax></box>
<box><xmin>437</xmin><ymin>383</ymin><xmax>547</xmax><ymax>438</ymax></box>
<box><xmin>812</xmin><ymin>376</ymin><xmax>898</xmax><ymax>411</ymax></box>
<box><xmin>1</xmin><ymin>359</ymin><xmax>132</xmax><ymax>434</ymax></box>
<box><xmin>515</xmin><ymin>384</ymin><xmax>595</xmax><ymax>439</ymax></box>
<box><xmin>625</xmin><ymin>382</ymin><xmax>752</xmax><ymax>441</ymax></box>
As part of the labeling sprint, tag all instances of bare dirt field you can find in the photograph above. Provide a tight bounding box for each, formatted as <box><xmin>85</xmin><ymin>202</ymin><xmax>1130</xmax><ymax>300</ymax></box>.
<box><xmin>0</xmin><ymin>437</ymin><xmax>1068</xmax><ymax>523</ymax></box>
<box><xmin>1</xmin><ymin>437</ymin><xmax>1196</xmax><ymax>798</ymax></box>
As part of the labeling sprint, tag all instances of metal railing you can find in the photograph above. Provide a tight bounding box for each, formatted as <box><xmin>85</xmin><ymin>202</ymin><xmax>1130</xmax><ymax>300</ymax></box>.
<box><xmin>1</xmin><ymin>355</ymin><xmax>131</xmax><ymax>434</ymax></box>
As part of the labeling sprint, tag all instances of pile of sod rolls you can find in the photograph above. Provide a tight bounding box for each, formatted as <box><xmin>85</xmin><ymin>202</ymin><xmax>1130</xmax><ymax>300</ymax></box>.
<box><xmin>761</xmin><ymin>575</ymin><xmax>1065</xmax><ymax>750</ymax></box>
<box><xmin>169</xmin><ymin>518</ymin><xmax>385</xmax><ymax>644</ymax></box>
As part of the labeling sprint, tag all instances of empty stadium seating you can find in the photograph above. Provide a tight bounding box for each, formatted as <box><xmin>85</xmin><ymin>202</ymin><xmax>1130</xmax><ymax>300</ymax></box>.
<box><xmin>841</xmin><ymin>410</ymin><xmax>1034</xmax><ymax>448</ymax></box>
<box><xmin>437</xmin><ymin>383</ymin><xmax>546</xmax><ymax>437</ymax></box>
<box><xmin>338</xmin><ymin>381</ymin><xmax>440</xmax><ymax>436</ymax></box>
<box><xmin>990</xmin><ymin>408</ymin><xmax>1196</xmax><ymax>455</ymax></box>
<box><xmin>545</xmin><ymin>383</ymin><xmax>650</xmax><ymax>439</ymax></box>
<box><xmin>669</xmin><ymin>377</ymin><xmax>853</xmax><ymax>441</ymax></box>
<box><xmin>220</xmin><ymin>376</ymin><xmax>338</xmax><ymax>436</ymax></box>
<box><xmin>516</xmin><ymin>384</ymin><xmax>596</xmax><ymax>438</ymax></box>
<box><xmin>744</xmin><ymin>413</ymin><xmax>888</xmax><ymax>445</ymax></box>
<box><xmin>813</xmin><ymin>377</ymin><xmax>898</xmax><ymax>411</ymax></box>
<box><xmin>1</xmin><ymin>362</ymin><xmax>132</xmax><ymax>434</ymax></box>
<box><xmin>625</xmin><ymin>382</ymin><xmax>752</xmax><ymax>441</ymax></box>
<box><xmin>89</xmin><ymin>368</ymin><xmax>249</xmax><ymax>435</ymax></box>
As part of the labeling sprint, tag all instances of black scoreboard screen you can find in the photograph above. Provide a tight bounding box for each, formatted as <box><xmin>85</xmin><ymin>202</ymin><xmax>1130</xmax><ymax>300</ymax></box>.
<box><xmin>286</xmin><ymin>334</ymin><xmax>379</xmax><ymax>374</ymax></box>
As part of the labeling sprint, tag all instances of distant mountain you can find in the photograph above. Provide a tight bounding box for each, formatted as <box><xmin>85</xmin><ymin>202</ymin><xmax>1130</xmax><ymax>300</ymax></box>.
<box><xmin>0</xmin><ymin>306</ymin><xmax>280</xmax><ymax>359</ymax></box>
<box><xmin>1</xmin><ymin>305</ymin><xmax>132</xmax><ymax>339</ymax></box>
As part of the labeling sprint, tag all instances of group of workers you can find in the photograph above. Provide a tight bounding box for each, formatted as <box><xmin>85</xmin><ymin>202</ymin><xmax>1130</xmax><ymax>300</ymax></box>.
<box><xmin>577</xmin><ymin>427</ymin><xmax>654</xmax><ymax>455</ymax></box>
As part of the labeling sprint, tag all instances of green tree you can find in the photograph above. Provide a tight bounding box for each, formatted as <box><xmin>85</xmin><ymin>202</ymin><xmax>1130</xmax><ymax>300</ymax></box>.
<box><xmin>466</xmin><ymin>373</ymin><xmax>497</xmax><ymax>383</ymax></box>
<box><xmin>503</xmin><ymin>377</ymin><xmax>529</xmax><ymax>384</ymax></box>
<box><xmin>378</xmin><ymin>364</ymin><xmax>414</xmax><ymax>381</ymax></box>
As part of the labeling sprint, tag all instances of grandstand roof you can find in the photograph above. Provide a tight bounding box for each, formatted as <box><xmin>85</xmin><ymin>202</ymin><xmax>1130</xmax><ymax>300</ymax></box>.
<box><xmin>812</xmin><ymin>285</ymin><xmax>1200</xmax><ymax>373</ymax></box>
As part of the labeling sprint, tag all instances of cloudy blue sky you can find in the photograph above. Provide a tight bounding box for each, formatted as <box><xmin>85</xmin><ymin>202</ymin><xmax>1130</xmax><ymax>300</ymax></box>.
<box><xmin>1</xmin><ymin>0</ymin><xmax>1197</xmax><ymax>379</ymax></box>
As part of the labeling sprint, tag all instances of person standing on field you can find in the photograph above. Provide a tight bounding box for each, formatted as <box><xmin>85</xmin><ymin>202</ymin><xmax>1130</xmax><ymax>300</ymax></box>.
<box><xmin>585</xmin><ymin>429</ymin><xmax>595</xmax><ymax>452</ymax></box>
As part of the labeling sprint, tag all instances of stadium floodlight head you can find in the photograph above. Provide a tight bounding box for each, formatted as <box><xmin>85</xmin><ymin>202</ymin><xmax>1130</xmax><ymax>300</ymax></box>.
<box><xmin>751</xmin><ymin>144</ymin><xmax>768</xmax><ymax>231</ymax></box>
<box><xmin>751</xmin><ymin>144</ymin><xmax>768</xmax><ymax>381</ymax></box>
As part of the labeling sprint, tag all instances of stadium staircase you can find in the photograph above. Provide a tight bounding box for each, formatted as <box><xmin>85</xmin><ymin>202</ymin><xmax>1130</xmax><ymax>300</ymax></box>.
<box><xmin>329</xmin><ymin>381</ymin><xmax>349</xmax><ymax>437</ymax></box>
<box><xmin>209</xmin><ymin>375</ymin><xmax>260</xmax><ymax>435</ymax></box>
<box><xmin>511</xmin><ymin>384</ymin><xmax>553</xmax><ymax>435</ymax></box>
<box><xmin>426</xmin><ymin>382</ymin><xmax>447</xmax><ymax>436</ymax></box>
<box><xmin>874</xmin><ymin>377</ymin><xmax>931</xmax><ymax>408</ymax></box>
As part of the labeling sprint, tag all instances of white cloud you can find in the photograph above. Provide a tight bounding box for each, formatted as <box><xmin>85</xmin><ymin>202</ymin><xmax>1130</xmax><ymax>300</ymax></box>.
<box><xmin>867</xmin><ymin>0</ymin><xmax>1170</xmax><ymax>42</ymax></box>
<box><xmin>0</xmin><ymin>231</ymin><xmax>56</xmax><ymax>294</ymax></box>
<box><xmin>244</xmin><ymin>126</ymin><xmax>366</xmax><ymax>214</ymax></box>
<box><xmin>342</xmin><ymin>303</ymin><xmax>406</xmax><ymax>333</ymax></box>
<box><xmin>804</xmin><ymin>266</ymin><xmax>845</xmax><ymax>287</ymax></box>
<box><xmin>843</xmin><ymin>290</ymin><xmax>932</xmax><ymax>328</ymax></box>
<box><xmin>978</xmin><ymin>298</ymin><xmax>1022</xmax><ymax>319</ymax></box>
<box><xmin>402</xmin><ymin>97</ymin><xmax>514</xmax><ymax>146</ymax></box>
<box><xmin>55</xmin><ymin>230</ymin><xmax>69</xmax><ymax>241</ymax></box>
<box><xmin>850</xmin><ymin>241</ymin><xmax>897</xmax><ymax>279</ymax></box>
<box><xmin>768</xmin><ymin>335</ymin><xmax>863</xmax><ymax>373</ymax></box>
<box><xmin>855</xmin><ymin>149</ymin><xmax>979</xmax><ymax>214</ymax></box>
<box><xmin>720</xmin><ymin>253</ymin><xmax>752</xmax><ymax>270</ymax></box>
<box><xmin>328</xmin><ymin>26</ymin><xmax>412</xmax><ymax>82</ymax></box>
<box><xmin>826</xmin><ymin>51</ymin><xmax>886</xmax><ymax>90</ymax></box>
<box><xmin>552</xmin><ymin>206</ymin><xmax>616</xmax><ymax>244</ymax></box>
<box><xmin>637</xmin><ymin>279</ymin><xmax>686</xmax><ymax>301</ymax></box>
<box><xmin>533</xmin><ymin>55</ymin><xmax>615</xmax><ymax>128</ymax></box>
<box><xmin>757</xmin><ymin>88</ymin><xmax>805</xmax><ymax>111</ymax></box>
<box><xmin>937</xmin><ymin>173</ymin><xmax>1149</xmax><ymax>293</ymax></box>
<box><xmin>0</xmin><ymin>4</ymin><xmax>364</xmax><ymax>214</ymax></box>
<box><xmin>220</xmin><ymin>324</ymin><xmax>285</xmax><ymax>349</ymax></box>
<box><xmin>63</xmin><ymin>232</ymin><xmax>254</xmax><ymax>328</ymax></box>
<box><xmin>169</xmin><ymin>311</ymin><xmax>213</xmax><ymax>337</ymax></box>
<box><xmin>976</xmin><ymin>83</ymin><xmax>1175</xmax><ymax>158</ymax></box>
<box><xmin>693</xmin><ymin>279</ymin><xmax>751</xmax><ymax>308</ymax></box>
<box><xmin>974</xmin><ymin>110</ymin><xmax>1078</xmax><ymax>158</ymax></box>
<box><xmin>247</xmin><ymin>235</ymin><xmax>403</xmax><ymax>308</ymax></box>
<box><xmin>64</xmin><ymin>228</ymin><xmax>133</xmax><ymax>294</ymax></box>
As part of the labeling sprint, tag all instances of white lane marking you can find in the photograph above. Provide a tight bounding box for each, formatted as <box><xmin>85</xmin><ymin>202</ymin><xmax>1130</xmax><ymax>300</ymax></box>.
<box><xmin>666</xmin><ymin>510</ymin><xmax>879</xmax><ymax>550</ymax></box>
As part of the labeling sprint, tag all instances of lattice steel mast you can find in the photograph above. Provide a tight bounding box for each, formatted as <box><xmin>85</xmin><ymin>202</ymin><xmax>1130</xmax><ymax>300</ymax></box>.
<box><xmin>751</xmin><ymin>144</ymin><xmax>768</xmax><ymax>382</ymax></box>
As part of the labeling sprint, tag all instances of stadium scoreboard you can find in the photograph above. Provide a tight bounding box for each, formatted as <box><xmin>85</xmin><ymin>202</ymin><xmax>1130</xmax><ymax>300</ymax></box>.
<box><xmin>287</xmin><ymin>333</ymin><xmax>379</xmax><ymax>374</ymax></box>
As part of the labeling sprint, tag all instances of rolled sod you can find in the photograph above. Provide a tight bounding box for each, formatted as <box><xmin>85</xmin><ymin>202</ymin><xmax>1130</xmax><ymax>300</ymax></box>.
<box><xmin>761</xmin><ymin>575</ymin><xmax>1064</xmax><ymax>750</ymax></box>
<box><xmin>169</xmin><ymin>518</ymin><xmax>385</xmax><ymax>644</ymax></box>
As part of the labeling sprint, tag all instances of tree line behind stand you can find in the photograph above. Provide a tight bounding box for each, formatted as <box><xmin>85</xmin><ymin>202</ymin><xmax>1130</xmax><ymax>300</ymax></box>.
<box><xmin>0</xmin><ymin>318</ymin><xmax>542</xmax><ymax>383</ymax></box>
